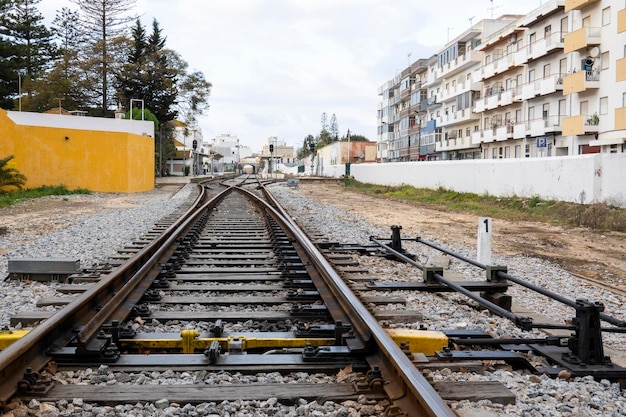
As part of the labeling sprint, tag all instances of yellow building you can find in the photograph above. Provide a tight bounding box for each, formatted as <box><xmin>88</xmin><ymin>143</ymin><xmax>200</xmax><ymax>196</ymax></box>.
<box><xmin>0</xmin><ymin>109</ymin><xmax>155</xmax><ymax>193</ymax></box>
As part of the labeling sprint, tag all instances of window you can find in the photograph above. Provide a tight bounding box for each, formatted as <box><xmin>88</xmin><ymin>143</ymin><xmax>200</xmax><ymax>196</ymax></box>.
<box><xmin>543</xmin><ymin>104</ymin><xmax>549</xmax><ymax>119</ymax></box>
<box><xmin>599</xmin><ymin>97</ymin><xmax>608</xmax><ymax>115</ymax></box>
<box><xmin>525</xmin><ymin>144</ymin><xmax>531</xmax><ymax>158</ymax></box>
<box><xmin>559</xmin><ymin>58</ymin><xmax>567</xmax><ymax>78</ymax></box>
<box><xmin>515</xmin><ymin>145</ymin><xmax>521</xmax><ymax>158</ymax></box>
<box><xmin>560</xmin><ymin>17</ymin><xmax>568</xmax><ymax>41</ymax></box>
<box><xmin>544</xmin><ymin>25</ymin><xmax>551</xmax><ymax>37</ymax></box>
<box><xmin>528</xmin><ymin>69</ymin><xmax>536</xmax><ymax>83</ymax></box>
<box><xmin>528</xmin><ymin>106</ymin><xmax>535</xmax><ymax>121</ymax></box>
<box><xmin>466</xmin><ymin>127</ymin><xmax>471</xmax><ymax>137</ymax></box>
<box><xmin>543</xmin><ymin>64</ymin><xmax>551</xmax><ymax>78</ymax></box>
<box><xmin>602</xmin><ymin>7</ymin><xmax>611</xmax><ymax>26</ymax></box>
<box><xmin>492</xmin><ymin>148</ymin><xmax>497</xmax><ymax>159</ymax></box>
<box><xmin>580</xmin><ymin>100</ymin><xmax>589</xmax><ymax>116</ymax></box>
<box><xmin>622</xmin><ymin>92</ymin><xmax>626</xmax><ymax>107</ymax></box>
<box><xmin>601</xmin><ymin>52</ymin><xmax>609</xmax><ymax>70</ymax></box>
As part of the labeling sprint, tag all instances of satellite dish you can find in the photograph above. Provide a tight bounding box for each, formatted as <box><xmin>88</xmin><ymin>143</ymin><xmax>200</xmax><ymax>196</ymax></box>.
<box><xmin>358</xmin><ymin>152</ymin><xmax>365</xmax><ymax>159</ymax></box>
<box><xmin>589</xmin><ymin>46</ymin><xmax>600</xmax><ymax>58</ymax></box>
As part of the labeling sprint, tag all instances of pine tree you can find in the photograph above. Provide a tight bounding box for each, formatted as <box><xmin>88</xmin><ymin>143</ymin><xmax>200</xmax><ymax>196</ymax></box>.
<box><xmin>71</xmin><ymin>0</ymin><xmax>137</xmax><ymax>116</ymax></box>
<box><xmin>0</xmin><ymin>0</ymin><xmax>55</xmax><ymax>109</ymax></box>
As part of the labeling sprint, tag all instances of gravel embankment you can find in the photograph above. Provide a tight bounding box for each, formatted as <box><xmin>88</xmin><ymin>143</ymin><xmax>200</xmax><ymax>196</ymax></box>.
<box><xmin>269</xmin><ymin>185</ymin><xmax>626</xmax><ymax>417</ymax></box>
<box><xmin>0</xmin><ymin>183</ymin><xmax>625</xmax><ymax>416</ymax></box>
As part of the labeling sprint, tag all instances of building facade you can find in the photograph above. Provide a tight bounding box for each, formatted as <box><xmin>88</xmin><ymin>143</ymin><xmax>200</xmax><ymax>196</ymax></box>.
<box><xmin>377</xmin><ymin>0</ymin><xmax>626</xmax><ymax>161</ymax></box>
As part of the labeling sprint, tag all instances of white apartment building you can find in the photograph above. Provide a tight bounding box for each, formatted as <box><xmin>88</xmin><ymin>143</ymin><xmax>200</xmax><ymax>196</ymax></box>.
<box><xmin>377</xmin><ymin>0</ymin><xmax>626</xmax><ymax>161</ymax></box>
<box><xmin>561</xmin><ymin>0</ymin><xmax>626</xmax><ymax>155</ymax></box>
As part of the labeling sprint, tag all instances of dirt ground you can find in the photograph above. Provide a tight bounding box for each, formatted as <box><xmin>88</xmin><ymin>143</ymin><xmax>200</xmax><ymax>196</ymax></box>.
<box><xmin>298</xmin><ymin>182</ymin><xmax>626</xmax><ymax>289</ymax></box>
<box><xmin>1</xmin><ymin>182</ymin><xmax>624</xmax><ymax>289</ymax></box>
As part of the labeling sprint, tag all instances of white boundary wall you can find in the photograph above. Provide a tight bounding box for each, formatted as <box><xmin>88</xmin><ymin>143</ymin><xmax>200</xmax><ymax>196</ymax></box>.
<box><xmin>318</xmin><ymin>154</ymin><xmax>626</xmax><ymax>207</ymax></box>
<box><xmin>7</xmin><ymin>110</ymin><xmax>155</xmax><ymax>137</ymax></box>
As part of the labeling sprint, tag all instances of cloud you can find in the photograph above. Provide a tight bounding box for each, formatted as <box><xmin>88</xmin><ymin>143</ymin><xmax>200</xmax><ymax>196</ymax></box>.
<box><xmin>39</xmin><ymin>0</ymin><xmax>542</xmax><ymax>151</ymax></box>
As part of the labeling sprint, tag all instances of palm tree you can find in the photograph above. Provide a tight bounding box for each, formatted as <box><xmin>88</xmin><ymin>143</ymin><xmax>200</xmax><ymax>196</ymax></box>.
<box><xmin>0</xmin><ymin>155</ymin><xmax>27</xmax><ymax>193</ymax></box>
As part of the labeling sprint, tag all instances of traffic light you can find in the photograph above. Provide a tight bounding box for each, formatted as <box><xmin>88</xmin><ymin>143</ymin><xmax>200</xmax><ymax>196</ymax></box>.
<box><xmin>269</xmin><ymin>144</ymin><xmax>274</xmax><ymax>153</ymax></box>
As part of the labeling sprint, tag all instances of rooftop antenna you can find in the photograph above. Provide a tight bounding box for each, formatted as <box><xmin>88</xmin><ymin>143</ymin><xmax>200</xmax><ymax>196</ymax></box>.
<box><xmin>447</xmin><ymin>27</ymin><xmax>454</xmax><ymax>43</ymax></box>
<box><xmin>407</xmin><ymin>52</ymin><xmax>412</xmax><ymax>68</ymax></box>
<box><xmin>469</xmin><ymin>16</ymin><xmax>475</xmax><ymax>26</ymax></box>
<box><xmin>488</xmin><ymin>0</ymin><xmax>502</xmax><ymax>19</ymax></box>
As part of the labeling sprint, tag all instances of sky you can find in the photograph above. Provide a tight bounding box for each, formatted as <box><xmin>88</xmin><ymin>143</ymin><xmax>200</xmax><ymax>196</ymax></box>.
<box><xmin>37</xmin><ymin>0</ymin><xmax>543</xmax><ymax>152</ymax></box>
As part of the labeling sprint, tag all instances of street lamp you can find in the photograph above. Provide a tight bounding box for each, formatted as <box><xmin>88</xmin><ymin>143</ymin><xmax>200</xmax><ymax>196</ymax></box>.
<box><xmin>345</xmin><ymin>129</ymin><xmax>351</xmax><ymax>176</ymax></box>
<box><xmin>308</xmin><ymin>140</ymin><xmax>315</xmax><ymax>176</ymax></box>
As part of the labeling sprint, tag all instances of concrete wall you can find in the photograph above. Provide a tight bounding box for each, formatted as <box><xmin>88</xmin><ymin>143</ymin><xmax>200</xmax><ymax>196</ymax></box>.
<box><xmin>0</xmin><ymin>109</ymin><xmax>154</xmax><ymax>193</ymax></box>
<box><xmin>317</xmin><ymin>154</ymin><xmax>626</xmax><ymax>206</ymax></box>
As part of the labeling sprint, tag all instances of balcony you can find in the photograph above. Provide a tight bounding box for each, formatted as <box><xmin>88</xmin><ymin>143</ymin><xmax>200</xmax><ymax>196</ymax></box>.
<box><xmin>482</xmin><ymin>62</ymin><xmax>496</xmax><ymax>79</ymax></box>
<box><xmin>494</xmin><ymin>124</ymin><xmax>514</xmax><ymax>141</ymax></box>
<box><xmin>527</xmin><ymin>32</ymin><xmax>565</xmax><ymax>61</ymax></box>
<box><xmin>619</xmin><ymin>8</ymin><xmax>626</xmax><ymax>34</ymax></box>
<box><xmin>437</xmin><ymin>49</ymin><xmax>482</xmax><ymax>79</ymax></box>
<box><xmin>474</xmin><ymin>97</ymin><xmax>486</xmax><ymax>113</ymax></box>
<box><xmin>564</xmin><ymin>27</ymin><xmax>601</xmax><ymax>53</ymax></box>
<box><xmin>616</xmin><ymin>107</ymin><xmax>626</xmax><ymax>131</ymax></box>
<box><xmin>471</xmin><ymin>130</ymin><xmax>482</xmax><ymax>145</ymax></box>
<box><xmin>436</xmin><ymin>136</ymin><xmax>478</xmax><ymax>152</ymax></box>
<box><xmin>565</xmin><ymin>0</ymin><xmax>600</xmax><ymax>12</ymax></box>
<box><xmin>563</xmin><ymin>70</ymin><xmax>600</xmax><ymax>95</ymax></box>
<box><xmin>617</xmin><ymin>57</ymin><xmax>626</xmax><ymax>82</ymax></box>
<box><xmin>521</xmin><ymin>74</ymin><xmax>564</xmax><ymax>99</ymax></box>
<box><xmin>562</xmin><ymin>114</ymin><xmax>599</xmax><ymax>136</ymax></box>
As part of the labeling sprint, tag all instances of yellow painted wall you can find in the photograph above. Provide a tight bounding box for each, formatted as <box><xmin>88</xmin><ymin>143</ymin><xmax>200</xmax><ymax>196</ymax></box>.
<box><xmin>0</xmin><ymin>110</ymin><xmax>154</xmax><ymax>193</ymax></box>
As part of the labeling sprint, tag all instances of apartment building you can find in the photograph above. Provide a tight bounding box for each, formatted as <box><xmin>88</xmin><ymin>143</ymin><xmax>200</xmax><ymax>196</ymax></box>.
<box><xmin>477</xmin><ymin>3</ymin><xmax>567</xmax><ymax>159</ymax></box>
<box><xmin>562</xmin><ymin>0</ymin><xmax>626</xmax><ymax>155</ymax></box>
<box><xmin>377</xmin><ymin>59</ymin><xmax>428</xmax><ymax>162</ymax></box>
<box><xmin>377</xmin><ymin>0</ymin><xmax>626</xmax><ymax>161</ymax></box>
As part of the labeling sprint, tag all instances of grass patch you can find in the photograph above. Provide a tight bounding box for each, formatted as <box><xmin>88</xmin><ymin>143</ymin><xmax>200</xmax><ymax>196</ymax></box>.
<box><xmin>0</xmin><ymin>185</ymin><xmax>91</xmax><ymax>209</ymax></box>
<box><xmin>341</xmin><ymin>179</ymin><xmax>626</xmax><ymax>232</ymax></box>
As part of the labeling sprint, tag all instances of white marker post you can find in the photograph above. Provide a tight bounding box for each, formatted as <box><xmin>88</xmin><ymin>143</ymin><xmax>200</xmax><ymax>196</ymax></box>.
<box><xmin>477</xmin><ymin>217</ymin><xmax>492</xmax><ymax>265</ymax></box>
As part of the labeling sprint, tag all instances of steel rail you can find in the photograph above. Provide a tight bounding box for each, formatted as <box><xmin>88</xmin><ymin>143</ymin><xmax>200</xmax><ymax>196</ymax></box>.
<box><xmin>253</xmin><ymin>185</ymin><xmax>455</xmax><ymax>417</ymax></box>
<box><xmin>76</xmin><ymin>186</ymin><xmax>234</xmax><ymax>345</ymax></box>
<box><xmin>0</xmin><ymin>183</ymin><xmax>222</xmax><ymax>405</ymax></box>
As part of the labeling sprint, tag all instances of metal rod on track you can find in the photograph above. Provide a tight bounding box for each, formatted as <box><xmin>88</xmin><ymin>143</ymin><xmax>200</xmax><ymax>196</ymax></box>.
<box><xmin>370</xmin><ymin>237</ymin><xmax>529</xmax><ymax>328</ymax></box>
<box><xmin>414</xmin><ymin>236</ymin><xmax>626</xmax><ymax>328</ymax></box>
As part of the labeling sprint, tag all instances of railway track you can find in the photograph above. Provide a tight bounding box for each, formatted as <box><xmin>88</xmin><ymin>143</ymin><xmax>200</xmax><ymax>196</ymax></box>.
<box><xmin>0</xmin><ymin>176</ymin><xmax>455</xmax><ymax>417</ymax></box>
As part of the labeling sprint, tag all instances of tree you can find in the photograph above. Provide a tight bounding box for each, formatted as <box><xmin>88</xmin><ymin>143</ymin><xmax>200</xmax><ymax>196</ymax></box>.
<box><xmin>23</xmin><ymin>7</ymin><xmax>87</xmax><ymax>112</ymax></box>
<box><xmin>71</xmin><ymin>0</ymin><xmax>137</xmax><ymax>115</ymax></box>
<box><xmin>297</xmin><ymin>134</ymin><xmax>316</xmax><ymax>159</ymax></box>
<box><xmin>343</xmin><ymin>133</ymin><xmax>369</xmax><ymax>142</ymax></box>
<box><xmin>329</xmin><ymin>114</ymin><xmax>339</xmax><ymax>140</ymax></box>
<box><xmin>168</xmin><ymin>49</ymin><xmax>211</xmax><ymax>127</ymax></box>
<box><xmin>0</xmin><ymin>0</ymin><xmax>55</xmax><ymax>110</ymax></box>
<box><xmin>0</xmin><ymin>155</ymin><xmax>27</xmax><ymax>193</ymax></box>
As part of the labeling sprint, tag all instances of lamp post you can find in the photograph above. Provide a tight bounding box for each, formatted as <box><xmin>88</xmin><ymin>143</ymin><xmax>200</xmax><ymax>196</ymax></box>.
<box><xmin>308</xmin><ymin>140</ymin><xmax>315</xmax><ymax>176</ymax></box>
<box><xmin>18</xmin><ymin>72</ymin><xmax>21</xmax><ymax>112</ymax></box>
<box><xmin>345</xmin><ymin>129</ymin><xmax>351</xmax><ymax>176</ymax></box>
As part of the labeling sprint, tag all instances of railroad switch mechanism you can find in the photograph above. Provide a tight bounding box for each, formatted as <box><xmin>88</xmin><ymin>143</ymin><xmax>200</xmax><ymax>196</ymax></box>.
<box><xmin>0</xmin><ymin>329</ymin><xmax>30</xmax><ymax>350</ymax></box>
<box><xmin>386</xmin><ymin>329</ymin><xmax>448</xmax><ymax>355</ymax></box>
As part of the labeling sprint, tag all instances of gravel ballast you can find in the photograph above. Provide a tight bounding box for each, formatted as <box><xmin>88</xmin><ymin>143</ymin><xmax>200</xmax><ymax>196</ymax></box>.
<box><xmin>0</xmin><ymin>182</ymin><xmax>625</xmax><ymax>416</ymax></box>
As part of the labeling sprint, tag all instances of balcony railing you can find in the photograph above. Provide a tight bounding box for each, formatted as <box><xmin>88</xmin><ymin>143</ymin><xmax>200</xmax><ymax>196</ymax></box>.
<box><xmin>564</xmin><ymin>26</ymin><xmax>601</xmax><ymax>53</ymax></box>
